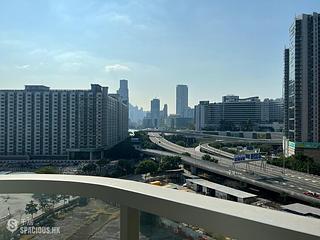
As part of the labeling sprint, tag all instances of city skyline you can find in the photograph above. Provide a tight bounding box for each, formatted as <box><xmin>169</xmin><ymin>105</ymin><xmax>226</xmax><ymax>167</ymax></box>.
<box><xmin>0</xmin><ymin>1</ymin><xmax>319</xmax><ymax>113</ymax></box>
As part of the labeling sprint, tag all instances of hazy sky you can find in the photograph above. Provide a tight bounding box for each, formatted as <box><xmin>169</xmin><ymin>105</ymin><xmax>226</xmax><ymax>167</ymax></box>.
<box><xmin>0</xmin><ymin>0</ymin><xmax>319</xmax><ymax>113</ymax></box>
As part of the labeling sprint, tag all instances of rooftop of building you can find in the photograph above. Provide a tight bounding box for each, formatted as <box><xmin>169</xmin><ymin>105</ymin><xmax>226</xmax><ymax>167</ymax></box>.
<box><xmin>281</xmin><ymin>203</ymin><xmax>320</xmax><ymax>218</ymax></box>
<box><xmin>186</xmin><ymin>178</ymin><xmax>257</xmax><ymax>199</ymax></box>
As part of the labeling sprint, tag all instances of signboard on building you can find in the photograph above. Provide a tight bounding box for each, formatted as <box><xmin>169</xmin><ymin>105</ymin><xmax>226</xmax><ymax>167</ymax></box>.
<box><xmin>289</xmin><ymin>141</ymin><xmax>320</xmax><ymax>149</ymax></box>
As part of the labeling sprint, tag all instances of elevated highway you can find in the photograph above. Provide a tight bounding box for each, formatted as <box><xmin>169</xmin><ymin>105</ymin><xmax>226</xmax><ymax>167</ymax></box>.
<box><xmin>146</xmin><ymin>132</ymin><xmax>320</xmax><ymax>206</ymax></box>
<box><xmin>142</xmin><ymin>129</ymin><xmax>282</xmax><ymax>144</ymax></box>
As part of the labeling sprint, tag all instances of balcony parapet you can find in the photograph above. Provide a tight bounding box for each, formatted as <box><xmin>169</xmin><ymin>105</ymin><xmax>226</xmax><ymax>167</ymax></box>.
<box><xmin>0</xmin><ymin>174</ymin><xmax>319</xmax><ymax>240</ymax></box>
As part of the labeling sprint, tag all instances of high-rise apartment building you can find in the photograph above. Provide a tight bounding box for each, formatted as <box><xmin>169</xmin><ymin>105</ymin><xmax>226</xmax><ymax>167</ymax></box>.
<box><xmin>0</xmin><ymin>84</ymin><xmax>128</xmax><ymax>160</ymax></box>
<box><xmin>283</xmin><ymin>13</ymin><xmax>320</xmax><ymax>159</ymax></box>
<box><xmin>176</xmin><ymin>85</ymin><xmax>188</xmax><ymax>117</ymax></box>
<box><xmin>117</xmin><ymin>79</ymin><xmax>129</xmax><ymax>104</ymax></box>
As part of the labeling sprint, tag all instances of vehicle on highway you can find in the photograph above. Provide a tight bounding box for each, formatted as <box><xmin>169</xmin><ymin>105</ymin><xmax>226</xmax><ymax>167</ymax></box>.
<box><xmin>303</xmin><ymin>191</ymin><xmax>320</xmax><ymax>199</ymax></box>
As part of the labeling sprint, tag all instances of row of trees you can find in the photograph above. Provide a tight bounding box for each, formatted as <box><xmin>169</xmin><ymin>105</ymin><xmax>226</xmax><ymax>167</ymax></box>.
<box><xmin>25</xmin><ymin>194</ymin><xmax>71</xmax><ymax>219</ymax></box>
<box><xmin>202</xmin><ymin>154</ymin><xmax>218</xmax><ymax>163</ymax></box>
<box><xmin>208</xmin><ymin>142</ymin><xmax>278</xmax><ymax>155</ymax></box>
<box><xmin>135</xmin><ymin>156</ymin><xmax>182</xmax><ymax>174</ymax></box>
<box><xmin>163</xmin><ymin>135</ymin><xmax>198</xmax><ymax>148</ymax></box>
<box><xmin>134</xmin><ymin>131</ymin><xmax>162</xmax><ymax>149</ymax></box>
<box><xmin>105</xmin><ymin>138</ymin><xmax>140</xmax><ymax>159</ymax></box>
<box><xmin>268</xmin><ymin>154</ymin><xmax>320</xmax><ymax>175</ymax></box>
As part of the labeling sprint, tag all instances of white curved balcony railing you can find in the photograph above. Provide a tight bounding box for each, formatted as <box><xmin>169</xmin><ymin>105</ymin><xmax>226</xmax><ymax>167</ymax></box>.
<box><xmin>0</xmin><ymin>174</ymin><xmax>319</xmax><ymax>240</ymax></box>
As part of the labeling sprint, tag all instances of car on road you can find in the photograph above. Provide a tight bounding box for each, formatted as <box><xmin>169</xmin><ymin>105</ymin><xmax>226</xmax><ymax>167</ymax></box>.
<box><xmin>303</xmin><ymin>191</ymin><xmax>320</xmax><ymax>199</ymax></box>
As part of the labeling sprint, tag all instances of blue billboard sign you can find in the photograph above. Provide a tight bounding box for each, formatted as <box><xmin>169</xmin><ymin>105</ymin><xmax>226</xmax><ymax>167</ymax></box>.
<box><xmin>234</xmin><ymin>153</ymin><xmax>261</xmax><ymax>162</ymax></box>
<box><xmin>234</xmin><ymin>154</ymin><xmax>246</xmax><ymax>162</ymax></box>
<box><xmin>245</xmin><ymin>153</ymin><xmax>261</xmax><ymax>160</ymax></box>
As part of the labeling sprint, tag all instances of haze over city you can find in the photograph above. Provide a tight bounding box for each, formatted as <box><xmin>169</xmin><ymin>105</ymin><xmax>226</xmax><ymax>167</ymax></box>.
<box><xmin>1</xmin><ymin>0</ymin><xmax>319</xmax><ymax>113</ymax></box>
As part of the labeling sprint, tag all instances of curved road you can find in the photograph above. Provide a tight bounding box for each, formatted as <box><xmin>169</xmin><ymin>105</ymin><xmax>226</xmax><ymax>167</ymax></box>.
<box><xmin>147</xmin><ymin>132</ymin><xmax>320</xmax><ymax>205</ymax></box>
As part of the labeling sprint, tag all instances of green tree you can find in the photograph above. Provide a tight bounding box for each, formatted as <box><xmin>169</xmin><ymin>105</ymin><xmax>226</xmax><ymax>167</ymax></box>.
<box><xmin>96</xmin><ymin>159</ymin><xmax>109</xmax><ymax>174</ymax></box>
<box><xmin>175</xmin><ymin>140</ymin><xmax>186</xmax><ymax>147</ymax></box>
<box><xmin>82</xmin><ymin>163</ymin><xmax>97</xmax><ymax>174</ymax></box>
<box><xmin>25</xmin><ymin>200</ymin><xmax>38</xmax><ymax>219</ymax></box>
<box><xmin>38</xmin><ymin>194</ymin><xmax>50</xmax><ymax>213</ymax></box>
<box><xmin>135</xmin><ymin>160</ymin><xmax>159</xmax><ymax>174</ymax></box>
<box><xmin>106</xmin><ymin>139</ymin><xmax>140</xmax><ymax>159</ymax></box>
<box><xmin>202</xmin><ymin>154</ymin><xmax>212</xmax><ymax>161</ymax></box>
<box><xmin>158</xmin><ymin>156</ymin><xmax>181</xmax><ymax>171</ymax></box>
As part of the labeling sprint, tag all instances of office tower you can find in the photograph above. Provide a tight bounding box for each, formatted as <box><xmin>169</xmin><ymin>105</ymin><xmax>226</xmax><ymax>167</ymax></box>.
<box><xmin>117</xmin><ymin>79</ymin><xmax>129</xmax><ymax>104</ymax></box>
<box><xmin>151</xmin><ymin>98</ymin><xmax>160</xmax><ymax>127</ymax></box>
<box><xmin>176</xmin><ymin>85</ymin><xmax>188</xmax><ymax>117</ymax></box>
<box><xmin>283</xmin><ymin>13</ymin><xmax>320</xmax><ymax>159</ymax></box>
<box><xmin>163</xmin><ymin>104</ymin><xmax>168</xmax><ymax>119</ymax></box>
<box><xmin>0</xmin><ymin>84</ymin><xmax>128</xmax><ymax>160</ymax></box>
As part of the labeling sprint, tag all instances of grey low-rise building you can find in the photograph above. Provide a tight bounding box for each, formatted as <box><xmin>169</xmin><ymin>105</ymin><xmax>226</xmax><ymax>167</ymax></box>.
<box><xmin>195</xmin><ymin>96</ymin><xmax>283</xmax><ymax>131</ymax></box>
<box><xmin>186</xmin><ymin>178</ymin><xmax>257</xmax><ymax>204</ymax></box>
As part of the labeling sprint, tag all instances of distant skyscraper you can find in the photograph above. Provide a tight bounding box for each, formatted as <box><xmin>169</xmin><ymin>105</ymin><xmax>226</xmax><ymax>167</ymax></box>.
<box><xmin>163</xmin><ymin>104</ymin><xmax>168</xmax><ymax>119</ymax></box>
<box><xmin>117</xmin><ymin>79</ymin><xmax>129</xmax><ymax>104</ymax></box>
<box><xmin>176</xmin><ymin>85</ymin><xmax>188</xmax><ymax>117</ymax></box>
<box><xmin>151</xmin><ymin>98</ymin><xmax>160</xmax><ymax>127</ymax></box>
<box><xmin>283</xmin><ymin>13</ymin><xmax>320</xmax><ymax>159</ymax></box>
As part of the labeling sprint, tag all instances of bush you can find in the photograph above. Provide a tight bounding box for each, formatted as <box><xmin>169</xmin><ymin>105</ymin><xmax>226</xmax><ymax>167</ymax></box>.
<box><xmin>175</xmin><ymin>140</ymin><xmax>186</xmax><ymax>147</ymax></box>
<box><xmin>106</xmin><ymin>139</ymin><xmax>140</xmax><ymax>159</ymax></box>
<box><xmin>163</xmin><ymin>134</ymin><xmax>198</xmax><ymax>147</ymax></box>
<box><xmin>135</xmin><ymin>131</ymin><xmax>162</xmax><ymax>150</ymax></box>
<box><xmin>34</xmin><ymin>166</ymin><xmax>58</xmax><ymax>174</ymax></box>
<box><xmin>268</xmin><ymin>154</ymin><xmax>320</xmax><ymax>175</ymax></box>
<box><xmin>135</xmin><ymin>160</ymin><xmax>159</xmax><ymax>174</ymax></box>
<box><xmin>82</xmin><ymin>163</ymin><xmax>97</xmax><ymax>174</ymax></box>
<box><xmin>159</xmin><ymin>156</ymin><xmax>182</xmax><ymax>171</ymax></box>
<box><xmin>202</xmin><ymin>154</ymin><xmax>212</xmax><ymax>161</ymax></box>
<box><xmin>201</xmin><ymin>154</ymin><xmax>218</xmax><ymax>163</ymax></box>
<box><xmin>181</xmin><ymin>152</ymin><xmax>191</xmax><ymax>157</ymax></box>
